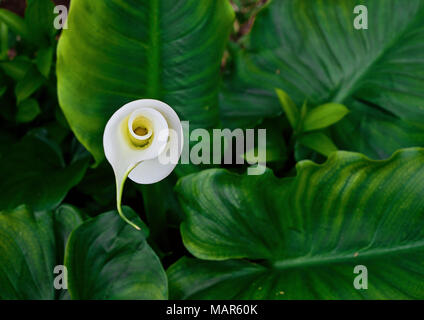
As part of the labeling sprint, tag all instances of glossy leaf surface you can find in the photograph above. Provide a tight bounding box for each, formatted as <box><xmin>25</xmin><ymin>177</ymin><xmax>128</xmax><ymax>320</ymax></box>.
<box><xmin>169</xmin><ymin>148</ymin><xmax>424</xmax><ymax>299</ymax></box>
<box><xmin>57</xmin><ymin>0</ymin><xmax>234</xmax><ymax>163</ymax></box>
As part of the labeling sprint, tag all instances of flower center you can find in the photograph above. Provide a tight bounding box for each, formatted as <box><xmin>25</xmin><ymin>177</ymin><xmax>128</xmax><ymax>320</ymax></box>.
<box><xmin>134</xmin><ymin>126</ymin><xmax>148</xmax><ymax>136</ymax></box>
<box><xmin>128</xmin><ymin>115</ymin><xmax>153</xmax><ymax>148</ymax></box>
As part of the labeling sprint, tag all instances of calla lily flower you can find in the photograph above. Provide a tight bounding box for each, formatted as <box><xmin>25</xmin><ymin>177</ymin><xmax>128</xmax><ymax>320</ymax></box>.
<box><xmin>103</xmin><ymin>99</ymin><xmax>183</xmax><ymax>230</ymax></box>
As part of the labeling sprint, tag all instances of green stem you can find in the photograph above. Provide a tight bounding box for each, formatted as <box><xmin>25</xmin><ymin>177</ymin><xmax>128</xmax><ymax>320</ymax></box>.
<box><xmin>116</xmin><ymin>162</ymin><xmax>142</xmax><ymax>230</ymax></box>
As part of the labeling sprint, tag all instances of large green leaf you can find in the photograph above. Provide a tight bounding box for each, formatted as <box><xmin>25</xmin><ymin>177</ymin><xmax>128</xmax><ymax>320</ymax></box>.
<box><xmin>57</xmin><ymin>0</ymin><xmax>234</xmax><ymax>163</ymax></box>
<box><xmin>169</xmin><ymin>148</ymin><xmax>424</xmax><ymax>299</ymax></box>
<box><xmin>220</xmin><ymin>0</ymin><xmax>424</xmax><ymax>158</ymax></box>
<box><xmin>0</xmin><ymin>131</ymin><xmax>88</xmax><ymax>211</ymax></box>
<box><xmin>0</xmin><ymin>204</ymin><xmax>165</xmax><ymax>300</ymax></box>
<box><xmin>0</xmin><ymin>205</ymin><xmax>83</xmax><ymax>300</ymax></box>
<box><xmin>64</xmin><ymin>207</ymin><xmax>168</xmax><ymax>300</ymax></box>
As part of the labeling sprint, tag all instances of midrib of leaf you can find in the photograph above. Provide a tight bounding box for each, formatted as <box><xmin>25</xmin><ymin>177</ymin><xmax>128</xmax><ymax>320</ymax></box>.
<box><xmin>271</xmin><ymin>240</ymin><xmax>424</xmax><ymax>271</ymax></box>
<box><xmin>147</xmin><ymin>0</ymin><xmax>160</xmax><ymax>98</ymax></box>
<box><xmin>332</xmin><ymin>5</ymin><xmax>424</xmax><ymax>104</ymax></box>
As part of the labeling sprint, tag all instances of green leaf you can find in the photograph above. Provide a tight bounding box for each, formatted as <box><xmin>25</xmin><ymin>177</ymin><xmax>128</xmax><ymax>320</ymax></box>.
<box><xmin>303</xmin><ymin>103</ymin><xmax>349</xmax><ymax>132</ymax></box>
<box><xmin>65</xmin><ymin>207</ymin><xmax>168</xmax><ymax>300</ymax></box>
<box><xmin>16</xmin><ymin>98</ymin><xmax>41</xmax><ymax>123</ymax></box>
<box><xmin>36</xmin><ymin>46</ymin><xmax>54</xmax><ymax>78</ymax></box>
<box><xmin>219</xmin><ymin>50</ymin><xmax>277</xmax><ymax>129</ymax></box>
<box><xmin>15</xmin><ymin>66</ymin><xmax>45</xmax><ymax>103</ymax></box>
<box><xmin>0</xmin><ymin>132</ymin><xmax>88</xmax><ymax>211</ymax></box>
<box><xmin>57</xmin><ymin>0</ymin><xmax>235</xmax><ymax>163</ymax></box>
<box><xmin>0</xmin><ymin>8</ymin><xmax>29</xmax><ymax>39</ymax></box>
<box><xmin>169</xmin><ymin>148</ymin><xmax>424</xmax><ymax>299</ymax></box>
<box><xmin>0</xmin><ymin>205</ymin><xmax>160</xmax><ymax>300</ymax></box>
<box><xmin>275</xmin><ymin>88</ymin><xmax>298</xmax><ymax>129</ymax></box>
<box><xmin>52</xmin><ymin>204</ymin><xmax>85</xmax><ymax>300</ymax></box>
<box><xmin>53</xmin><ymin>205</ymin><xmax>85</xmax><ymax>264</ymax></box>
<box><xmin>298</xmin><ymin>132</ymin><xmax>337</xmax><ymax>157</ymax></box>
<box><xmin>0</xmin><ymin>22</ymin><xmax>8</xmax><ymax>59</ymax></box>
<box><xmin>221</xmin><ymin>0</ymin><xmax>424</xmax><ymax>158</ymax></box>
<box><xmin>0</xmin><ymin>204</ymin><xmax>83</xmax><ymax>300</ymax></box>
<box><xmin>0</xmin><ymin>57</ymin><xmax>32</xmax><ymax>81</ymax></box>
<box><xmin>25</xmin><ymin>0</ymin><xmax>56</xmax><ymax>47</ymax></box>
<box><xmin>0</xmin><ymin>205</ymin><xmax>56</xmax><ymax>299</ymax></box>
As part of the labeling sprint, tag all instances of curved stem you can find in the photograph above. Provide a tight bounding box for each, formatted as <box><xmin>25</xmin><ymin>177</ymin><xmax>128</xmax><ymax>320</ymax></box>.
<box><xmin>116</xmin><ymin>162</ymin><xmax>142</xmax><ymax>230</ymax></box>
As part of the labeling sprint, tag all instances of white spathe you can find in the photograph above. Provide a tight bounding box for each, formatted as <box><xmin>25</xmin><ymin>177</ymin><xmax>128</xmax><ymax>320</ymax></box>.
<box><xmin>103</xmin><ymin>99</ymin><xmax>183</xmax><ymax>230</ymax></box>
<box><xmin>103</xmin><ymin>99</ymin><xmax>183</xmax><ymax>184</ymax></box>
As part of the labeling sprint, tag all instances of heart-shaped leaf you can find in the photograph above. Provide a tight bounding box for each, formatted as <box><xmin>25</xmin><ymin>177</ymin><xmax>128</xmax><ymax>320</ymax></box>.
<box><xmin>57</xmin><ymin>0</ymin><xmax>234</xmax><ymax>163</ymax></box>
<box><xmin>221</xmin><ymin>0</ymin><xmax>424</xmax><ymax>158</ymax></box>
<box><xmin>169</xmin><ymin>148</ymin><xmax>424</xmax><ymax>299</ymax></box>
<box><xmin>64</xmin><ymin>207</ymin><xmax>168</xmax><ymax>300</ymax></box>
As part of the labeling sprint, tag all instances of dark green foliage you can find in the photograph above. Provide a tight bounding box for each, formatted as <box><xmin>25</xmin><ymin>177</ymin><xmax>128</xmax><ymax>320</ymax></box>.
<box><xmin>0</xmin><ymin>0</ymin><xmax>423</xmax><ymax>300</ymax></box>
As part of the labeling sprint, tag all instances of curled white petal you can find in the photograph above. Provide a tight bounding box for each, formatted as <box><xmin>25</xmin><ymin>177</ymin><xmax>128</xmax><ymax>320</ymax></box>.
<box><xmin>103</xmin><ymin>99</ymin><xmax>183</xmax><ymax>229</ymax></box>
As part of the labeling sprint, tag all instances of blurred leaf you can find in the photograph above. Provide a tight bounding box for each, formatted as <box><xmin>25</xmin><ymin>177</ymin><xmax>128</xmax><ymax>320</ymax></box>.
<box><xmin>0</xmin><ymin>8</ymin><xmax>29</xmax><ymax>39</ymax></box>
<box><xmin>220</xmin><ymin>0</ymin><xmax>424</xmax><ymax>158</ymax></box>
<box><xmin>169</xmin><ymin>148</ymin><xmax>424</xmax><ymax>299</ymax></box>
<box><xmin>15</xmin><ymin>66</ymin><xmax>45</xmax><ymax>103</ymax></box>
<box><xmin>36</xmin><ymin>46</ymin><xmax>54</xmax><ymax>77</ymax></box>
<box><xmin>54</xmin><ymin>105</ymin><xmax>70</xmax><ymax>129</ymax></box>
<box><xmin>0</xmin><ymin>132</ymin><xmax>88</xmax><ymax>211</ymax></box>
<box><xmin>0</xmin><ymin>85</ymin><xmax>5</xmax><ymax>97</ymax></box>
<box><xmin>303</xmin><ymin>103</ymin><xmax>349</xmax><ymax>132</ymax></box>
<box><xmin>275</xmin><ymin>88</ymin><xmax>298</xmax><ymax>129</ymax></box>
<box><xmin>25</xmin><ymin>0</ymin><xmax>56</xmax><ymax>47</ymax></box>
<box><xmin>65</xmin><ymin>207</ymin><xmax>168</xmax><ymax>299</ymax></box>
<box><xmin>0</xmin><ymin>56</ymin><xmax>32</xmax><ymax>81</ymax></box>
<box><xmin>41</xmin><ymin>121</ymin><xmax>70</xmax><ymax>146</ymax></box>
<box><xmin>69</xmin><ymin>137</ymin><xmax>91</xmax><ymax>164</ymax></box>
<box><xmin>57</xmin><ymin>0</ymin><xmax>235</xmax><ymax>163</ymax></box>
<box><xmin>0</xmin><ymin>22</ymin><xmax>8</xmax><ymax>59</ymax></box>
<box><xmin>294</xmin><ymin>140</ymin><xmax>316</xmax><ymax>163</ymax></box>
<box><xmin>16</xmin><ymin>98</ymin><xmax>41</xmax><ymax>123</ymax></box>
<box><xmin>298</xmin><ymin>132</ymin><xmax>337</xmax><ymax>157</ymax></box>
